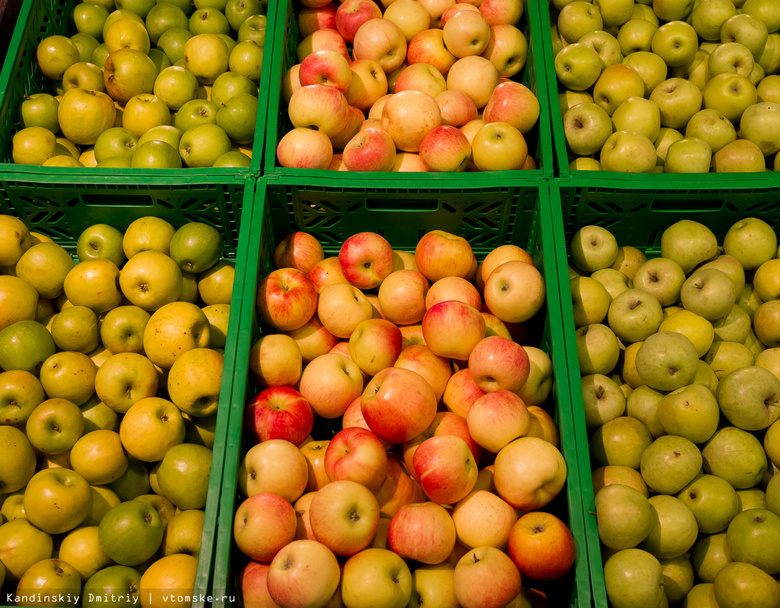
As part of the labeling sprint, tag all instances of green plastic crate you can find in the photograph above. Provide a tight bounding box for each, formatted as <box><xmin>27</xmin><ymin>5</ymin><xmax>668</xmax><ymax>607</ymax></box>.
<box><xmin>0</xmin><ymin>180</ymin><xmax>256</xmax><ymax>608</ymax></box>
<box><xmin>210</xmin><ymin>176</ymin><xmax>591</xmax><ymax>608</ymax></box>
<box><xmin>537</xmin><ymin>1</ymin><xmax>780</xmax><ymax>182</ymax></box>
<box><xmin>0</xmin><ymin>0</ymin><xmax>275</xmax><ymax>180</ymax></box>
<box><xmin>263</xmin><ymin>0</ymin><xmax>554</xmax><ymax>180</ymax></box>
<box><xmin>552</xmin><ymin>179</ymin><xmax>780</xmax><ymax>608</ymax></box>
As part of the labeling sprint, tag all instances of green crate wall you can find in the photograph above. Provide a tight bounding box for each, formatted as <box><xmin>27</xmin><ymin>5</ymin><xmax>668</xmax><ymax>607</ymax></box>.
<box><xmin>210</xmin><ymin>176</ymin><xmax>592</xmax><ymax>608</ymax></box>
<box><xmin>0</xmin><ymin>180</ymin><xmax>256</xmax><ymax>608</ymax></box>
<box><xmin>552</xmin><ymin>178</ymin><xmax>780</xmax><ymax>608</ymax></box>
<box><xmin>0</xmin><ymin>0</ymin><xmax>275</xmax><ymax>180</ymax></box>
<box><xmin>263</xmin><ymin>0</ymin><xmax>554</xmax><ymax>181</ymax></box>
<box><xmin>537</xmin><ymin>0</ymin><xmax>780</xmax><ymax>182</ymax></box>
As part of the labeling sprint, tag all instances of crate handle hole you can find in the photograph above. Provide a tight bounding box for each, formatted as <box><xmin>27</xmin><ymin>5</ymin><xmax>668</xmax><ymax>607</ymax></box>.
<box><xmin>364</xmin><ymin>198</ymin><xmax>439</xmax><ymax>212</ymax></box>
<box><xmin>649</xmin><ymin>198</ymin><xmax>726</xmax><ymax>212</ymax></box>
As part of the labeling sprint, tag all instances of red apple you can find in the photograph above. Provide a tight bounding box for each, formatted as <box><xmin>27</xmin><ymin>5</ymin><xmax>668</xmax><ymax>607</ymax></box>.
<box><xmin>393</xmin><ymin>344</ymin><xmax>452</xmax><ymax>401</ymax></box>
<box><xmin>482</xmin><ymin>80</ymin><xmax>539</xmax><ymax>134</ymax></box>
<box><xmin>266</xmin><ymin>540</ymin><xmax>341</xmax><ymax>608</ymax></box>
<box><xmin>238</xmin><ymin>561</ymin><xmax>280</xmax><ymax>608</ymax></box>
<box><xmin>234</xmin><ymin>493</ymin><xmax>297</xmax><ymax>562</ymax></box>
<box><xmin>339</xmin><ymin>231</ymin><xmax>395</xmax><ymax>290</ymax></box>
<box><xmin>299</xmin><ymin>4</ymin><xmax>338</xmax><ymax>38</ymax></box>
<box><xmin>287</xmin><ymin>315</ymin><xmax>340</xmax><ymax>364</ymax></box>
<box><xmin>299</xmin><ymin>353</ymin><xmax>364</xmax><ymax>418</ymax></box>
<box><xmin>507</xmin><ymin>511</ymin><xmax>575</xmax><ymax>582</ymax></box>
<box><xmin>422</xmin><ymin>300</ymin><xmax>486</xmax><ymax>360</ymax></box>
<box><xmin>443</xmin><ymin>368</ymin><xmax>485</xmax><ymax>418</ymax></box>
<box><xmin>361</xmin><ymin>367</ymin><xmax>438</xmax><ymax>443</ymax></box>
<box><xmin>454</xmin><ymin>546</ymin><xmax>521</xmax><ymax>608</ymax></box>
<box><xmin>346</xmin><ymin>59</ymin><xmax>389</xmax><ymax>112</ymax></box>
<box><xmin>483</xmin><ymin>260</ymin><xmax>545</xmax><ymax>323</ymax></box>
<box><xmin>297</xmin><ymin>28</ymin><xmax>350</xmax><ymax>62</ymax></box>
<box><xmin>349</xmin><ymin>318</ymin><xmax>403</xmax><ymax>376</ymax></box>
<box><xmin>299</xmin><ymin>50</ymin><xmax>354</xmax><ymax>95</ymax></box>
<box><xmin>408</xmin><ymin>29</ymin><xmax>457</xmax><ymax>76</ymax></box>
<box><xmin>274</xmin><ymin>232</ymin><xmax>325</xmax><ymax>275</ymax></box>
<box><xmin>307</xmin><ymin>256</ymin><xmax>349</xmax><ymax>294</ymax></box>
<box><xmin>436</xmin><ymin>89</ymin><xmax>479</xmax><ymax>126</ymax></box>
<box><xmin>413</xmin><ymin>435</ymin><xmax>478</xmax><ymax>504</ymax></box>
<box><xmin>377</xmin><ymin>269</ymin><xmax>430</xmax><ymax>325</ymax></box>
<box><xmin>415</xmin><ymin>230</ymin><xmax>474</xmax><ymax>281</ymax></box>
<box><xmin>257</xmin><ymin>268</ymin><xmax>318</xmax><ymax>332</ymax></box>
<box><xmin>468</xmin><ymin>335</ymin><xmax>529</xmax><ymax>393</ymax></box>
<box><xmin>336</xmin><ymin>0</ymin><xmax>383</xmax><ymax>43</ymax></box>
<box><xmin>301</xmin><ymin>439</ymin><xmax>332</xmax><ymax>492</ymax></box>
<box><xmin>309</xmin><ymin>480</ymin><xmax>381</xmax><ymax>556</ymax></box>
<box><xmin>245</xmin><ymin>386</ymin><xmax>315</xmax><ymax>447</ymax></box>
<box><xmin>277</xmin><ymin>127</ymin><xmax>334</xmax><ymax>170</ymax></box>
<box><xmin>342</xmin><ymin>127</ymin><xmax>397</xmax><ymax>171</ymax></box>
<box><xmin>493</xmin><ymin>437</ymin><xmax>566</xmax><ymax>510</ymax></box>
<box><xmin>374</xmin><ymin>454</ymin><xmax>426</xmax><ymax>517</ymax></box>
<box><xmin>466</xmin><ymin>389</ymin><xmax>530</xmax><ymax>453</ymax></box>
<box><xmin>418</xmin><ymin>124</ymin><xmax>472</xmax><ymax>172</ymax></box>
<box><xmin>388</xmin><ymin>502</ymin><xmax>456</xmax><ymax>564</ymax></box>
<box><xmin>425</xmin><ymin>276</ymin><xmax>481</xmax><ymax>310</ymax></box>
<box><xmin>403</xmin><ymin>411</ymin><xmax>482</xmax><ymax>477</ymax></box>
<box><xmin>325</xmin><ymin>427</ymin><xmax>389</xmax><ymax>491</ymax></box>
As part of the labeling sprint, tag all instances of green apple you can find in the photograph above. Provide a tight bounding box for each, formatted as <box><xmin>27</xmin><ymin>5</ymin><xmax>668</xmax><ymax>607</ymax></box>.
<box><xmin>71</xmin><ymin>32</ymin><xmax>101</xmax><ymax>63</ymax></box>
<box><xmin>703</xmin><ymin>73</ymin><xmax>757</xmax><ymax>123</ymax></box>
<box><xmin>626</xmin><ymin>384</ymin><xmax>665</xmax><ymax>437</ymax></box>
<box><xmin>92</xmin><ymin>42</ymin><xmax>110</xmax><ymax>67</ymax></box>
<box><xmin>134</xmin><ymin>494</ymin><xmax>176</xmax><ymax>528</ymax></box>
<box><xmin>37</xmin><ymin>34</ymin><xmax>81</xmax><ymax>80</ymax></box>
<box><xmin>659</xmin><ymin>554</ymin><xmax>695</xmax><ymax>604</ymax></box>
<box><xmin>168</xmin><ymin>221</ymin><xmax>223</xmax><ymax>274</ymax></box>
<box><xmin>590</xmin><ymin>415</ymin><xmax>653</xmax><ymax>468</ymax></box>
<box><xmin>137</xmin><ymin>125</ymin><xmax>183</xmax><ymax>150</ymax></box>
<box><xmin>702</xmin><ymin>426</ymin><xmax>767</xmax><ymax>489</ymax></box>
<box><xmin>711</xmin><ymin>138</ymin><xmax>766</xmax><ymax>172</ymax></box>
<box><xmin>726</xmin><ymin>508</ymin><xmax>780</xmax><ymax>574</ymax></box>
<box><xmin>154</xmin><ymin>66</ymin><xmax>199</xmax><ymax>111</ymax></box>
<box><xmin>211</xmin><ymin>71</ymin><xmax>256</xmax><ymax>107</ymax></box>
<box><xmin>190</xmin><ymin>7</ymin><xmax>230</xmax><ymax>35</ymax></box>
<box><xmin>633</xmin><ymin>257</ymin><xmax>685</xmax><ymax>307</ymax></box>
<box><xmin>19</xmin><ymin>93</ymin><xmax>60</xmax><ymax>133</ymax></box>
<box><xmin>660</xmin><ymin>219</ymin><xmax>718</xmax><ymax>274</ymax></box>
<box><xmin>740</xmin><ymin>102</ymin><xmax>780</xmax><ymax>156</ymax></box>
<box><xmin>612</xmin><ymin>96</ymin><xmax>661</xmax><ymax>141</ymax></box>
<box><xmin>635</xmin><ymin>331</ymin><xmax>699</xmax><ymax>392</ymax></box>
<box><xmin>723</xmin><ymin>217</ymin><xmax>777</xmax><ymax>271</ymax></box>
<box><xmin>94</xmin><ymin>352</ymin><xmax>159</xmax><ymax>414</ymax></box>
<box><xmin>563</xmin><ymin>101</ymin><xmax>613</xmax><ymax>157</ymax></box>
<box><xmin>174</xmin><ymin>98</ymin><xmax>219</xmax><ymax>131</ymax></box>
<box><xmin>708</xmin><ymin>42</ymin><xmax>754</xmax><ymax>78</ymax></box>
<box><xmin>122</xmin><ymin>216</ymin><xmax>176</xmax><ymax>258</ymax></box>
<box><xmin>570</xmin><ymin>276</ymin><xmax>612</xmax><ymax>327</ymax></box>
<box><xmin>741</xmin><ymin>0</ymin><xmax>780</xmax><ymax>33</ymax></box>
<box><xmin>651</xmin><ymin>21</ymin><xmax>698</xmax><ymax>68</ymax></box>
<box><xmin>701</xmin><ymin>255</ymin><xmax>746</xmax><ymax>299</ymax></box>
<box><xmin>131</xmin><ymin>140</ymin><xmax>183</xmax><ymax>168</ymax></box>
<box><xmin>145</xmin><ymin>2</ymin><xmax>189</xmax><ymax>44</ymax></box>
<box><xmin>681</xmin><ymin>267</ymin><xmax>737</xmax><ymax>322</ymax></box>
<box><xmin>640</xmin><ymin>494</ymin><xmax>699</xmax><ymax>560</ymax></box>
<box><xmin>617</xmin><ymin>19</ymin><xmax>656</xmax><ymax>56</ymax></box>
<box><xmin>658</xmin><ymin>310</ymin><xmax>714</xmax><ymax>357</ymax></box>
<box><xmin>623</xmin><ymin>51</ymin><xmax>667</xmax><ymax>97</ymax></box>
<box><xmin>607</xmin><ymin>288</ymin><xmax>663</xmax><ymax>343</ymax></box>
<box><xmin>576</xmin><ymin>323</ymin><xmax>620</xmax><ymax>375</ymax></box>
<box><xmin>114</xmin><ymin>0</ymin><xmax>156</xmax><ymax>18</ymax></box>
<box><xmin>721</xmin><ymin>14</ymin><xmax>768</xmax><ymax>60</ymax></box>
<box><xmin>50</xmin><ymin>305</ymin><xmax>99</xmax><ymax>353</ymax></box>
<box><xmin>15</xmin><ymin>557</ymin><xmax>81</xmax><ymax>603</ymax></box>
<box><xmin>640</xmin><ymin>434</ymin><xmax>702</xmax><ymax>496</ymax></box>
<box><xmin>757</xmin><ymin>348</ymin><xmax>780</xmax><ymax>384</ymax></box>
<box><xmin>99</xmin><ymin>305</ymin><xmax>150</xmax><ymax>354</ymax></box>
<box><xmin>80</xmin><ymin>396</ymin><xmax>120</xmax><ymax>434</ymax></box>
<box><xmin>569</xmin><ymin>157</ymin><xmax>602</xmax><ymax>170</ymax></box>
<box><xmin>156</xmin><ymin>443</ymin><xmax>212</xmax><ymax>509</ymax></box>
<box><xmin>93</xmin><ymin>127</ymin><xmax>138</xmax><ymax>163</ymax></box>
<box><xmin>183</xmin><ymin>33</ymin><xmax>229</xmax><ymax>84</ymax></box>
<box><xmin>649</xmin><ymin>77</ymin><xmax>703</xmax><ymax>130</ymax></box>
<box><xmin>653</xmin><ymin>127</ymin><xmax>684</xmax><ymax>166</ymax></box>
<box><xmin>224</xmin><ymin>0</ymin><xmax>262</xmax><ymax>32</ymax></box>
<box><xmin>557</xmin><ymin>0</ymin><xmax>604</xmax><ymax>43</ymax></box>
<box><xmin>23</xmin><ymin>468</ymin><xmax>92</xmax><ymax>534</ymax></box>
<box><xmin>83</xmin><ymin>565</ymin><xmax>142</xmax><ymax>608</ymax></box>
<box><xmin>658</xmin><ymin>383</ymin><xmax>719</xmax><ymax>444</ymax></box>
<box><xmin>163</xmin><ymin>508</ymin><xmax>205</xmax><ymax>557</ymax></box>
<box><xmin>716</xmin><ymin>365</ymin><xmax>780</xmax><ymax>431</ymax></box>
<box><xmin>664</xmin><ymin>137</ymin><xmax>712</xmax><ymax>173</ymax></box>
<box><xmin>555</xmin><ymin>43</ymin><xmax>603</xmax><ymax>91</ymax></box>
<box><xmin>103</xmin><ymin>48</ymin><xmax>158</xmax><ymax>105</ymax></box>
<box><xmin>600</xmin><ymin>130</ymin><xmax>657</xmax><ymax>172</ymax></box>
<box><xmin>694</xmin><ymin>359</ymin><xmax>719</xmax><ymax>395</ymax></box>
<box><xmin>757</xmin><ymin>75</ymin><xmax>780</xmax><ymax>103</ymax></box>
<box><xmin>691</xmin><ymin>533</ymin><xmax>731</xmax><ymax>583</ymax></box>
<box><xmin>0</xmin><ymin>426</ymin><xmax>36</xmax><ymax>496</ymax></box>
<box><xmin>216</xmin><ymin>92</ymin><xmax>257</xmax><ymax>144</ymax></box>
<box><xmin>690</xmin><ymin>0</ymin><xmax>736</xmax><ymax>41</ymax></box>
<box><xmin>0</xmin><ymin>370</ymin><xmax>45</xmax><ymax>426</ymax></box>
<box><xmin>569</xmin><ymin>225</ymin><xmax>618</xmax><ymax>272</ymax></box>
<box><xmin>15</xmin><ymin>242</ymin><xmax>75</xmax><ymax>300</ymax></box>
<box><xmin>0</xmin><ymin>320</ymin><xmax>56</xmax><ymax>375</ymax></box>
<box><xmin>579</xmin><ymin>31</ymin><xmax>623</xmax><ymax>68</ymax></box>
<box><xmin>148</xmin><ymin>47</ymin><xmax>173</xmax><ymax>73</ymax></box>
<box><xmin>213</xmin><ymin>149</ymin><xmax>251</xmax><ymax>167</ymax></box>
<box><xmin>237</xmin><ymin>13</ymin><xmax>266</xmax><ymax>45</ymax></box>
<box><xmin>122</xmin><ymin>93</ymin><xmax>172</xmax><ymax>138</ymax></box>
<box><xmin>157</xmin><ymin>27</ymin><xmax>192</xmax><ymax>64</ymax></box>
<box><xmin>738</xmin><ymin>488</ymin><xmax>767</xmax><ymax>512</ymax></box>
<box><xmin>98</xmin><ymin>500</ymin><xmax>164</xmax><ymax>566</ymax></box>
<box><xmin>25</xmin><ymin>397</ymin><xmax>85</xmax><ymax>455</ymax></box>
<box><xmin>58</xmin><ymin>87</ymin><xmax>117</xmax><ymax>146</ymax></box>
<box><xmin>678</xmin><ymin>474</ymin><xmax>740</xmax><ymax>534</ymax></box>
<box><xmin>39</xmin><ymin>351</ymin><xmax>98</xmax><ymax>406</ymax></box>
<box><xmin>108</xmin><ymin>457</ymin><xmax>151</xmax><ymax>501</ymax></box>
<box><xmin>595</xmin><ymin>484</ymin><xmax>653</xmax><ymax>550</ymax></box>
<box><xmin>591</xmin><ymin>268</ymin><xmax>632</xmax><ymax>298</ymax></box>
<box><xmin>228</xmin><ymin>39</ymin><xmax>263</xmax><ymax>82</ymax></box>
<box><xmin>604</xmin><ymin>548</ymin><xmax>665</xmax><ymax>608</ymax></box>
<box><xmin>714</xmin><ymin>561</ymin><xmax>780</xmax><ymax>608</ymax></box>
<box><xmin>61</xmin><ymin>60</ymin><xmax>106</xmax><ymax>92</ymax></box>
<box><xmin>179</xmin><ymin>123</ymin><xmax>232</xmax><ymax>167</ymax></box>
<box><xmin>704</xmin><ymin>340</ymin><xmax>755</xmax><ymax>379</ymax></box>
<box><xmin>76</xmin><ymin>223</ymin><xmax>126</xmax><ymax>267</ymax></box>
<box><xmin>581</xmin><ymin>373</ymin><xmax>626</xmax><ymax>429</ymax></box>
<box><xmin>84</xmin><ymin>484</ymin><xmax>122</xmax><ymax>527</ymax></box>
<box><xmin>12</xmin><ymin>126</ymin><xmax>57</xmax><ymax>165</ymax></box>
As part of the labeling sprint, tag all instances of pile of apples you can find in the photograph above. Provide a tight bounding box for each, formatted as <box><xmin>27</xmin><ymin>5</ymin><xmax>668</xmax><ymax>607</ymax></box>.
<box><xmin>567</xmin><ymin>217</ymin><xmax>780</xmax><ymax>607</ymax></box>
<box><xmin>276</xmin><ymin>0</ymin><xmax>541</xmax><ymax>171</ymax></box>
<box><xmin>0</xmin><ymin>214</ymin><xmax>232</xmax><ymax>607</ymax></box>
<box><xmin>233</xmin><ymin>228</ymin><xmax>575</xmax><ymax>608</ymax></box>
<box><xmin>551</xmin><ymin>0</ymin><xmax>780</xmax><ymax>172</ymax></box>
<box><xmin>11</xmin><ymin>0</ymin><xmax>265</xmax><ymax>169</ymax></box>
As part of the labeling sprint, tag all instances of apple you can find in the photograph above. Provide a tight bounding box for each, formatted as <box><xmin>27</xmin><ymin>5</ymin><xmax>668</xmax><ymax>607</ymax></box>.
<box><xmin>338</xmin><ymin>231</ymin><xmax>394</xmax><ymax>290</ymax></box>
<box><xmin>362</xmin><ymin>366</ymin><xmax>438</xmax><ymax>443</ymax></box>
<box><xmin>300</xmin><ymin>50</ymin><xmax>354</xmax><ymax>95</ymax></box>
<box><xmin>494</xmin><ymin>436</ymin><xmax>567</xmax><ymax>510</ymax></box>
<box><xmin>325</xmin><ymin>427</ymin><xmax>388</xmax><ymax>491</ymax></box>
<box><xmin>239</xmin><ymin>439</ymin><xmax>307</xmax><ymax>502</ymax></box>
<box><xmin>353</xmin><ymin>18</ymin><xmax>408</xmax><ymax>73</ymax></box>
<box><xmin>267</xmin><ymin>540</ymin><xmax>341</xmax><ymax>608</ymax></box>
<box><xmin>245</xmin><ymin>386</ymin><xmax>314</xmax><ymax>447</ymax></box>
<box><xmin>557</xmin><ymin>0</ymin><xmax>603</xmax><ymax>43</ymax></box>
<box><xmin>309</xmin><ymin>479</ymin><xmax>380</xmax><ymax>556</ymax></box>
<box><xmin>299</xmin><ymin>3</ymin><xmax>338</xmax><ymax>38</ymax></box>
<box><xmin>342</xmin><ymin>127</ymin><xmax>397</xmax><ymax>171</ymax></box>
<box><xmin>234</xmin><ymin>493</ymin><xmax>297</xmax><ymax>562</ymax></box>
<box><xmin>422</xmin><ymin>300</ymin><xmax>486</xmax><ymax>360</ymax></box>
<box><xmin>277</xmin><ymin>127</ymin><xmax>334</xmax><ymax>169</ymax></box>
<box><xmin>299</xmin><ymin>353</ymin><xmax>363</xmax><ymax>419</ymax></box>
<box><xmin>714</xmin><ymin>561</ymin><xmax>780</xmax><ymax>608</ymax></box>
<box><xmin>413</xmin><ymin>435</ymin><xmax>478</xmax><ymax>505</ymax></box>
<box><xmin>555</xmin><ymin>43</ymin><xmax>602</xmax><ymax>91</ymax></box>
<box><xmin>508</xmin><ymin>511</ymin><xmax>575</xmax><ymax>582</ymax></box>
<box><xmin>600</xmin><ymin>130</ymin><xmax>658</xmax><ymax>172</ymax></box>
<box><xmin>341</xmin><ymin>548</ymin><xmax>412</xmax><ymax>608</ymax></box>
<box><xmin>382</xmin><ymin>90</ymin><xmax>442</xmax><ymax>153</ymax></box>
<box><xmin>418</xmin><ymin>124</ymin><xmax>471</xmax><ymax>171</ymax></box>
<box><xmin>257</xmin><ymin>268</ymin><xmax>318</xmax><ymax>332</ymax></box>
<box><xmin>376</xmin><ymin>270</ymin><xmax>429</xmax><ymax>325</ymax></box>
<box><xmin>407</xmin><ymin>28</ymin><xmax>457</xmax><ymax>76</ymax></box>
<box><xmin>388</xmin><ymin>502</ymin><xmax>456</xmax><ymax>565</ymax></box>
<box><xmin>483</xmin><ymin>259</ymin><xmax>545</xmax><ymax>323</ymax></box>
<box><xmin>468</xmin><ymin>335</ymin><xmax>529</xmax><ymax>393</ymax></box>
<box><xmin>604</xmin><ymin>549</ymin><xmax>665</xmax><ymax>608</ymax></box>
<box><xmin>453</xmin><ymin>546</ymin><xmax>521</xmax><ymax>608</ymax></box>
<box><xmin>288</xmin><ymin>84</ymin><xmax>350</xmax><ymax>139</ymax></box>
